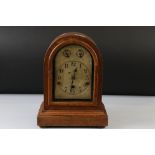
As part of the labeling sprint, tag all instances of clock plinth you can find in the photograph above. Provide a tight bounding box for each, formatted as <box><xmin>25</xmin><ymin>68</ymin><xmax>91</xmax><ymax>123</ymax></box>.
<box><xmin>37</xmin><ymin>102</ymin><xmax>108</xmax><ymax>127</ymax></box>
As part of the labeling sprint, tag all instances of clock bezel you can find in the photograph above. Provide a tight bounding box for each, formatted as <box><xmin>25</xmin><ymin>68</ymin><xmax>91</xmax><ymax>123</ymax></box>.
<box><xmin>43</xmin><ymin>32</ymin><xmax>103</xmax><ymax>109</ymax></box>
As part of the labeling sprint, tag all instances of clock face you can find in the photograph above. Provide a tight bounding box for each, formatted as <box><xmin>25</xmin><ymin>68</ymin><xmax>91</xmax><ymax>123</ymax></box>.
<box><xmin>53</xmin><ymin>44</ymin><xmax>93</xmax><ymax>100</ymax></box>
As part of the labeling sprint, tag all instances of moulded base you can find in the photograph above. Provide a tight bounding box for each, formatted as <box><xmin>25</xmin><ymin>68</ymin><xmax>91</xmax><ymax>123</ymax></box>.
<box><xmin>37</xmin><ymin>102</ymin><xmax>108</xmax><ymax>128</ymax></box>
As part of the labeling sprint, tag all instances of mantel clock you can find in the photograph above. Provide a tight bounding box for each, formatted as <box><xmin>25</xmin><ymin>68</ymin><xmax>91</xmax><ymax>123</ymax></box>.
<box><xmin>37</xmin><ymin>32</ymin><xmax>108</xmax><ymax>127</ymax></box>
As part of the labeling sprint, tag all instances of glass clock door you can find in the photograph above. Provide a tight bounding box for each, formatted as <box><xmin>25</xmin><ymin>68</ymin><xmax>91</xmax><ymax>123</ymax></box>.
<box><xmin>53</xmin><ymin>44</ymin><xmax>93</xmax><ymax>100</ymax></box>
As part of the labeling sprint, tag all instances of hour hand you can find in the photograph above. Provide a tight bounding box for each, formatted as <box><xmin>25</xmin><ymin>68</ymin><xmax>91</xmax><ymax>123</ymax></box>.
<box><xmin>70</xmin><ymin>84</ymin><xmax>75</xmax><ymax>93</ymax></box>
<box><xmin>72</xmin><ymin>74</ymin><xmax>75</xmax><ymax>80</ymax></box>
<box><xmin>74</xmin><ymin>68</ymin><xmax>77</xmax><ymax>72</ymax></box>
<box><xmin>71</xmin><ymin>85</ymin><xmax>75</xmax><ymax>89</ymax></box>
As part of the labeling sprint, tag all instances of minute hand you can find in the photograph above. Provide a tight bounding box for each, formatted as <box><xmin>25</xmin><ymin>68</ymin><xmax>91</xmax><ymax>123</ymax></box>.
<box><xmin>72</xmin><ymin>68</ymin><xmax>77</xmax><ymax>80</ymax></box>
<box><xmin>70</xmin><ymin>68</ymin><xmax>77</xmax><ymax>92</ymax></box>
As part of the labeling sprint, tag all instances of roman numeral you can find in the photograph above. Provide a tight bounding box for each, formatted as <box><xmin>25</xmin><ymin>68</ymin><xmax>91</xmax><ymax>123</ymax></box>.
<box><xmin>65</xmin><ymin>63</ymin><xmax>68</xmax><ymax>68</ymax></box>
<box><xmin>58</xmin><ymin>76</ymin><xmax>61</xmax><ymax>80</ymax></box>
<box><xmin>59</xmin><ymin>69</ymin><xmax>63</xmax><ymax>73</ymax></box>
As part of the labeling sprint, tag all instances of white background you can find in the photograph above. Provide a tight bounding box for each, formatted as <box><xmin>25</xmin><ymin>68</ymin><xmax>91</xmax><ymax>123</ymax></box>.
<box><xmin>1</xmin><ymin>95</ymin><xmax>155</xmax><ymax>129</ymax></box>
<box><xmin>0</xmin><ymin>0</ymin><xmax>155</xmax><ymax>155</ymax></box>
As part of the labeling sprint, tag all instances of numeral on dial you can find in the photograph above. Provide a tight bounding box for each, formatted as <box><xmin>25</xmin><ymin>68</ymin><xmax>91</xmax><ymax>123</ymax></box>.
<box><xmin>58</xmin><ymin>76</ymin><xmax>61</xmax><ymax>80</ymax></box>
<box><xmin>59</xmin><ymin>69</ymin><xmax>63</xmax><ymax>73</ymax></box>
<box><xmin>64</xmin><ymin>87</ymin><xmax>67</xmax><ymax>92</ymax></box>
<box><xmin>79</xmin><ymin>86</ymin><xmax>82</xmax><ymax>92</ymax></box>
<box><xmin>85</xmin><ymin>82</ymin><xmax>90</xmax><ymax>86</ymax></box>
<box><xmin>84</xmin><ymin>69</ymin><xmax>87</xmax><ymax>73</ymax></box>
<box><xmin>65</xmin><ymin>63</ymin><xmax>68</xmax><ymax>68</ymax></box>
<box><xmin>57</xmin><ymin>81</ymin><xmax>61</xmax><ymax>85</ymax></box>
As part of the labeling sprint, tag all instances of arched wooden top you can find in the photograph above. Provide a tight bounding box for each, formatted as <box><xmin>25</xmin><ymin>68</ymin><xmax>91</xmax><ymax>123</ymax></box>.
<box><xmin>44</xmin><ymin>32</ymin><xmax>102</xmax><ymax>66</ymax></box>
<box><xmin>43</xmin><ymin>32</ymin><xmax>103</xmax><ymax>109</ymax></box>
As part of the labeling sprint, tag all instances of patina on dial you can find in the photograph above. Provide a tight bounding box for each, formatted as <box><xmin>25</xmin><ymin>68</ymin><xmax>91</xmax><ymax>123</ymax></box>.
<box><xmin>54</xmin><ymin>44</ymin><xmax>93</xmax><ymax>100</ymax></box>
<box><xmin>57</xmin><ymin>61</ymin><xmax>90</xmax><ymax>95</ymax></box>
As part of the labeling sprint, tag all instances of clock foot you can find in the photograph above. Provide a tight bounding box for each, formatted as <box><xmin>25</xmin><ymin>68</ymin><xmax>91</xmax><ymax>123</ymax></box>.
<box><xmin>37</xmin><ymin>102</ymin><xmax>108</xmax><ymax>128</ymax></box>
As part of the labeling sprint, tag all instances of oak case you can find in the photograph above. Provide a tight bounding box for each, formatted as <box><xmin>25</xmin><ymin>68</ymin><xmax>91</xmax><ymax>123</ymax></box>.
<box><xmin>37</xmin><ymin>32</ymin><xmax>108</xmax><ymax>127</ymax></box>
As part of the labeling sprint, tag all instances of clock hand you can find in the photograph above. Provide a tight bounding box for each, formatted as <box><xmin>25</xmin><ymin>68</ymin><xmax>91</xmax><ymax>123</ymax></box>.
<box><xmin>71</xmin><ymin>75</ymin><xmax>74</xmax><ymax>85</ymax></box>
<box><xmin>70</xmin><ymin>76</ymin><xmax>75</xmax><ymax>92</ymax></box>
<box><xmin>74</xmin><ymin>68</ymin><xmax>77</xmax><ymax>72</ymax></box>
<box><xmin>73</xmin><ymin>68</ymin><xmax>77</xmax><ymax>80</ymax></box>
<box><xmin>70</xmin><ymin>68</ymin><xmax>77</xmax><ymax>92</ymax></box>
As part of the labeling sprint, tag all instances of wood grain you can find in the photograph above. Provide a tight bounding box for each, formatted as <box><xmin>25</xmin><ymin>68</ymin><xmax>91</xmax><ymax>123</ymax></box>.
<box><xmin>38</xmin><ymin>102</ymin><xmax>108</xmax><ymax>127</ymax></box>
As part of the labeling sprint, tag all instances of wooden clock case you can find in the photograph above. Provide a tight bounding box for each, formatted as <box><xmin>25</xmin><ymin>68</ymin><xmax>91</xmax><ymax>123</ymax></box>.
<box><xmin>37</xmin><ymin>32</ymin><xmax>108</xmax><ymax>127</ymax></box>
